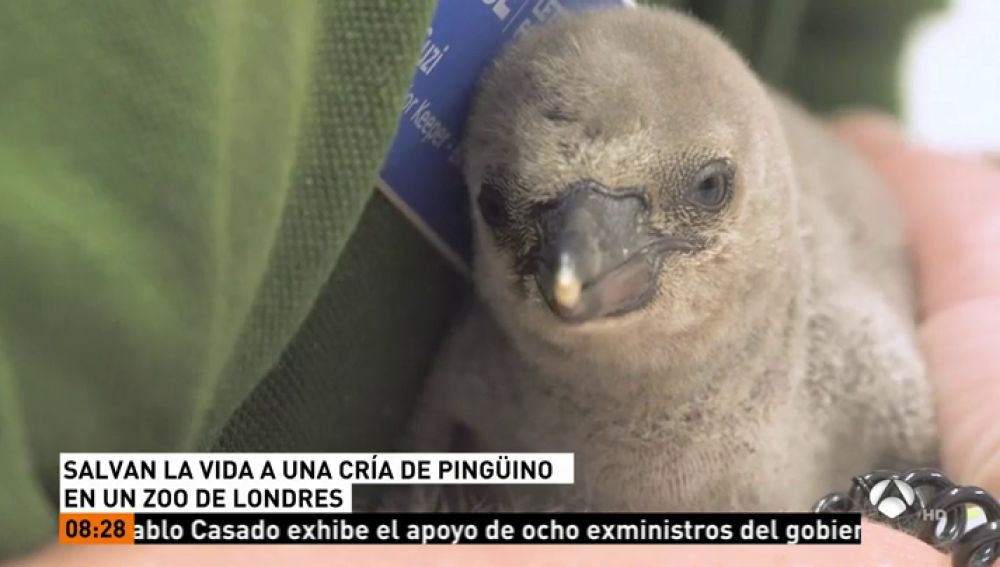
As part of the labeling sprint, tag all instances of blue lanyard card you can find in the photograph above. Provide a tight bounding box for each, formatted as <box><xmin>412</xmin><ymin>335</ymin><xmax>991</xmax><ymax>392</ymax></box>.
<box><xmin>378</xmin><ymin>0</ymin><xmax>635</xmax><ymax>272</ymax></box>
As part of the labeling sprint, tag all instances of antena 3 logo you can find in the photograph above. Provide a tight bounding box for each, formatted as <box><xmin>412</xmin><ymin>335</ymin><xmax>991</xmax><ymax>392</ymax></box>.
<box><xmin>866</xmin><ymin>477</ymin><xmax>947</xmax><ymax>523</ymax></box>
<box><xmin>869</xmin><ymin>479</ymin><xmax>916</xmax><ymax>519</ymax></box>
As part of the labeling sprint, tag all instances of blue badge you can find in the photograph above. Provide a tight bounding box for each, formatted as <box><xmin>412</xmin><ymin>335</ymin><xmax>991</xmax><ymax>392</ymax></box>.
<box><xmin>378</xmin><ymin>0</ymin><xmax>635</xmax><ymax>272</ymax></box>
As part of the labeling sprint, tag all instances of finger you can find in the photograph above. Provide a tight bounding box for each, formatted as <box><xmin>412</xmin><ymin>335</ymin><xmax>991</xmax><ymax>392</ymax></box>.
<box><xmin>865</xmin><ymin>147</ymin><xmax>1000</xmax><ymax>315</ymax></box>
<box><xmin>834</xmin><ymin>116</ymin><xmax>1000</xmax><ymax>494</ymax></box>
<box><xmin>832</xmin><ymin>111</ymin><xmax>907</xmax><ymax>161</ymax></box>
<box><xmin>833</xmin><ymin>115</ymin><xmax>1000</xmax><ymax>315</ymax></box>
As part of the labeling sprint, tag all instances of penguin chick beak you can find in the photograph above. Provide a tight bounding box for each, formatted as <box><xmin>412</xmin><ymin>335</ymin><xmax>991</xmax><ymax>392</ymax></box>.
<box><xmin>535</xmin><ymin>180</ymin><xmax>695</xmax><ymax>323</ymax></box>
<box><xmin>553</xmin><ymin>255</ymin><xmax>583</xmax><ymax>309</ymax></box>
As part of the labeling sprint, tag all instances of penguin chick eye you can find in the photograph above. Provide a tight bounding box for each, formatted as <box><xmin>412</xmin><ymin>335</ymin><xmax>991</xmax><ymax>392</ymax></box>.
<box><xmin>477</xmin><ymin>180</ymin><xmax>509</xmax><ymax>229</ymax></box>
<box><xmin>685</xmin><ymin>160</ymin><xmax>733</xmax><ymax>211</ymax></box>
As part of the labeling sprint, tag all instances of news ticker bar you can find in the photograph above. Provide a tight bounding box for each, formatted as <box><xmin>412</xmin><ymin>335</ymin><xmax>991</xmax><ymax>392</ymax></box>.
<box><xmin>59</xmin><ymin>512</ymin><xmax>862</xmax><ymax>545</ymax></box>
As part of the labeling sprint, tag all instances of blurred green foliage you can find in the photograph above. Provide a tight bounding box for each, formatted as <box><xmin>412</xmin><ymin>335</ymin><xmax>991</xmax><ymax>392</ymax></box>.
<box><xmin>649</xmin><ymin>0</ymin><xmax>947</xmax><ymax>114</ymax></box>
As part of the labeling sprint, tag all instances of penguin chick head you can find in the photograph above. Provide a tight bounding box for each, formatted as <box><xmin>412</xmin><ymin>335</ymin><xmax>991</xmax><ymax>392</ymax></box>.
<box><xmin>464</xmin><ymin>8</ymin><xmax>800</xmax><ymax>352</ymax></box>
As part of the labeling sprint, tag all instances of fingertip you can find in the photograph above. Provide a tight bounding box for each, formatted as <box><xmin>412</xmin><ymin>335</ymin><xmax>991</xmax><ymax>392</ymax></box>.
<box><xmin>830</xmin><ymin>110</ymin><xmax>909</xmax><ymax>160</ymax></box>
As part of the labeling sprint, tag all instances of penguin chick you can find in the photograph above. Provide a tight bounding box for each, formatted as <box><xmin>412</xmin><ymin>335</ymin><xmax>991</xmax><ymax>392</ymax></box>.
<box><xmin>408</xmin><ymin>6</ymin><xmax>937</xmax><ymax>512</ymax></box>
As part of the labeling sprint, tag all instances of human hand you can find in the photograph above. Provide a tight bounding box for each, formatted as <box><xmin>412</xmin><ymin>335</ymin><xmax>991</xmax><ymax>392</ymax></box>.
<box><xmin>10</xmin><ymin>116</ymin><xmax>999</xmax><ymax>567</ymax></box>
<box><xmin>835</xmin><ymin>114</ymin><xmax>1000</xmax><ymax>496</ymax></box>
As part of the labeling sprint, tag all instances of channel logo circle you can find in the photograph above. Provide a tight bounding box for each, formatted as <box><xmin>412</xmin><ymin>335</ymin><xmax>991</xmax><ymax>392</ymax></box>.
<box><xmin>869</xmin><ymin>478</ymin><xmax>916</xmax><ymax>519</ymax></box>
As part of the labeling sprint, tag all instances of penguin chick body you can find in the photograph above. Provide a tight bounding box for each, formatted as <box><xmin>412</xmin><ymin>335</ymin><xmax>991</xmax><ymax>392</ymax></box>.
<box><xmin>408</xmin><ymin>6</ymin><xmax>937</xmax><ymax>512</ymax></box>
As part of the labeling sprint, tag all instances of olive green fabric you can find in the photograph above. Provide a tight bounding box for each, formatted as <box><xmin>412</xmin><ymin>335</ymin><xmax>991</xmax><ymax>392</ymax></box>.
<box><xmin>0</xmin><ymin>0</ymin><xmax>438</xmax><ymax>556</ymax></box>
<box><xmin>0</xmin><ymin>0</ymin><xmax>942</xmax><ymax>558</ymax></box>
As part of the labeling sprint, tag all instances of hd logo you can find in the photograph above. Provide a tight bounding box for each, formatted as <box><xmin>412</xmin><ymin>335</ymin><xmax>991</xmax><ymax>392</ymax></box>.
<box><xmin>869</xmin><ymin>478</ymin><xmax>917</xmax><ymax>519</ymax></box>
